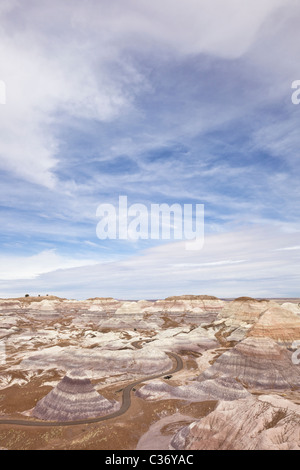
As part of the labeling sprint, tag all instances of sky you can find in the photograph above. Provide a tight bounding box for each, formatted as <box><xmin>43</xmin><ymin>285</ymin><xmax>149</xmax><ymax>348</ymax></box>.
<box><xmin>0</xmin><ymin>0</ymin><xmax>300</xmax><ymax>299</ymax></box>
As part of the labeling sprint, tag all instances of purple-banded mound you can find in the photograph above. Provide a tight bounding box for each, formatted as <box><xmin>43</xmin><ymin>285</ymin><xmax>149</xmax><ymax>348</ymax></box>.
<box><xmin>33</xmin><ymin>369</ymin><xmax>120</xmax><ymax>421</ymax></box>
<box><xmin>170</xmin><ymin>395</ymin><xmax>300</xmax><ymax>450</ymax></box>
<box><xmin>198</xmin><ymin>337</ymin><xmax>300</xmax><ymax>390</ymax></box>
<box><xmin>135</xmin><ymin>374</ymin><xmax>250</xmax><ymax>403</ymax></box>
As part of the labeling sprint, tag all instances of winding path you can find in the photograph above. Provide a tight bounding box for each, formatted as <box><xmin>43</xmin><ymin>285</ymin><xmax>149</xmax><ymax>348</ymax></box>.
<box><xmin>0</xmin><ymin>351</ymin><xmax>183</xmax><ymax>428</ymax></box>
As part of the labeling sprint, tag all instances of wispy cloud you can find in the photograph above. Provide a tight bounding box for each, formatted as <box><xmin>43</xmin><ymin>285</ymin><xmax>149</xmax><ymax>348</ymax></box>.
<box><xmin>276</xmin><ymin>246</ymin><xmax>300</xmax><ymax>252</ymax></box>
<box><xmin>0</xmin><ymin>249</ymin><xmax>102</xmax><ymax>281</ymax></box>
<box><xmin>0</xmin><ymin>0</ymin><xmax>300</xmax><ymax>298</ymax></box>
<box><xmin>1</xmin><ymin>226</ymin><xmax>299</xmax><ymax>299</ymax></box>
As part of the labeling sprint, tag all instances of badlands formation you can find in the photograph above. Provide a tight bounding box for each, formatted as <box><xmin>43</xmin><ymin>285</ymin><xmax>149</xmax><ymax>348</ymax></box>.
<box><xmin>0</xmin><ymin>294</ymin><xmax>299</xmax><ymax>450</ymax></box>
<box><xmin>33</xmin><ymin>369</ymin><xmax>120</xmax><ymax>422</ymax></box>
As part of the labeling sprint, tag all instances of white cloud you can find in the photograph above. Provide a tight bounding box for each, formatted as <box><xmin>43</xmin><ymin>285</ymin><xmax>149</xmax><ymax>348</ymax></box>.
<box><xmin>1</xmin><ymin>1</ymin><xmax>300</xmax><ymax>300</ymax></box>
<box><xmin>73</xmin><ymin>0</ymin><xmax>287</xmax><ymax>58</ymax></box>
<box><xmin>0</xmin><ymin>0</ymin><xmax>291</xmax><ymax>187</ymax></box>
<box><xmin>173</xmin><ymin>260</ymin><xmax>247</xmax><ymax>268</ymax></box>
<box><xmin>0</xmin><ymin>5</ymin><xmax>137</xmax><ymax>187</ymax></box>
<box><xmin>1</xmin><ymin>226</ymin><xmax>299</xmax><ymax>299</ymax></box>
<box><xmin>276</xmin><ymin>246</ymin><xmax>300</xmax><ymax>251</ymax></box>
<box><xmin>0</xmin><ymin>249</ymin><xmax>100</xmax><ymax>280</ymax></box>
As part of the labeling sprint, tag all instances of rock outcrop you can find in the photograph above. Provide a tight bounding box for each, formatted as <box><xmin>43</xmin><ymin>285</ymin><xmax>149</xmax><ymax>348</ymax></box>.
<box><xmin>21</xmin><ymin>346</ymin><xmax>173</xmax><ymax>378</ymax></box>
<box><xmin>136</xmin><ymin>375</ymin><xmax>250</xmax><ymax>402</ymax></box>
<box><xmin>148</xmin><ymin>326</ymin><xmax>219</xmax><ymax>353</ymax></box>
<box><xmin>215</xmin><ymin>299</ymin><xmax>300</xmax><ymax>345</ymax></box>
<box><xmin>33</xmin><ymin>369</ymin><xmax>120</xmax><ymax>421</ymax></box>
<box><xmin>170</xmin><ymin>395</ymin><xmax>300</xmax><ymax>450</ymax></box>
<box><xmin>215</xmin><ymin>298</ymin><xmax>276</xmax><ymax>342</ymax></box>
<box><xmin>281</xmin><ymin>302</ymin><xmax>300</xmax><ymax>317</ymax></box>
<box><xmin>198</xmin><ymin>337</ymin><xmax>300</xmax><ymax>390</ymax></box>
<box><xmin>218</xmin><ymin>298</ymin><xmax>274</xmax><ymax>323</ymax></box>
<box><xmin>248</xmin><ymin>306</ymin><xmax>300</xmax><ymax>345</ymax></box>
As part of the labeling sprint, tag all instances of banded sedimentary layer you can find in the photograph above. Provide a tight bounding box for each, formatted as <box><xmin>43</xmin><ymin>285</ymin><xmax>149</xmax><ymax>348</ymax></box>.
<box><xmin>198</xmin><ymin>337</ymin><xmax>300</xmax><ymax>390</ymax></box>
<box><xmin>218</xmin><ymin>298</ymin><xmax>274</xmax><ymax>323</ymax></box>
<box><xmin>147</xmin><ymin>326</ymin><xmax>219</xmax><ymax>353</ymax></box>
<box><xmin>33</xmin><ymin>369</ymin><xmax>120</xmax><ymax>421</ymax></box>
<box><xmin>136</xmin><ymin>375</ymin><xmax>249</xmax><ymax>402</ymax></box>
<box><xmin>248</xmin><ymin>306</ymin><xmax>300</xmax><ymax>345</ymax></box>
<box><xmin>21</xmin><ymin>346</ymin><xmax>173</xmax><ymax>379</ymax></box>
<box><xmin>215</xmin><ymin>298</ymin><xmax>277</xmax><ymax>342</ymax></box>
<box><xmin>170</xmin><ymin>395</ymin><xmax>300</xmax><ymax>450</ymax></box>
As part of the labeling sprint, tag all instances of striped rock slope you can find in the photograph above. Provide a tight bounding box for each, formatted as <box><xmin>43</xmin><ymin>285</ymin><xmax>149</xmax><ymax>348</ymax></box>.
<box><xmin>198</xmin><ymin>337</ymin><xmax>300</xmax><ymax>391</ymax></box>
<box><xmin>248</xmin><ymin>305</ymin><xmax>300</xmax><ymax>345</ymax></box>
<box><xmin>136</xmin><ymin>375</ymin><xmax>249</xmax><ymax>402</ymax></box>
<box><xmin>33</xmin><ymin>369</ymin><xmax>120</xmax><ymax>421</ymax></box>
<box><xmin>218</xmin><ymin>298</ymin><xmax>275</xmax><ymax>324</ymax></box>
<box><xmin>215</xmin><ymin>298</ymin><xmax>277</xmax><ymax>342</ymax></box>
<box><xmin>170</xmin><ymin>395</ymin><xmax>300</xmax><ymax>450</ymax></box>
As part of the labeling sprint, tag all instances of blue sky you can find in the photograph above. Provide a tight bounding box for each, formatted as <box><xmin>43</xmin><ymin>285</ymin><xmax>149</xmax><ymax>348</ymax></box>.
<box><xmin>0</xmin><ymin>0</ymin><xmax>300</xmax><ymax>299</ymax></box>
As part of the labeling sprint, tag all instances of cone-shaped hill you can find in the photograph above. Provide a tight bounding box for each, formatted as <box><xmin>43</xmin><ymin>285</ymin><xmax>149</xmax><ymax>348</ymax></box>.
<box><xmin>33</xmin><ymin>369</ymin><xmax>120</xmax><ymax>421</ymax></box>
